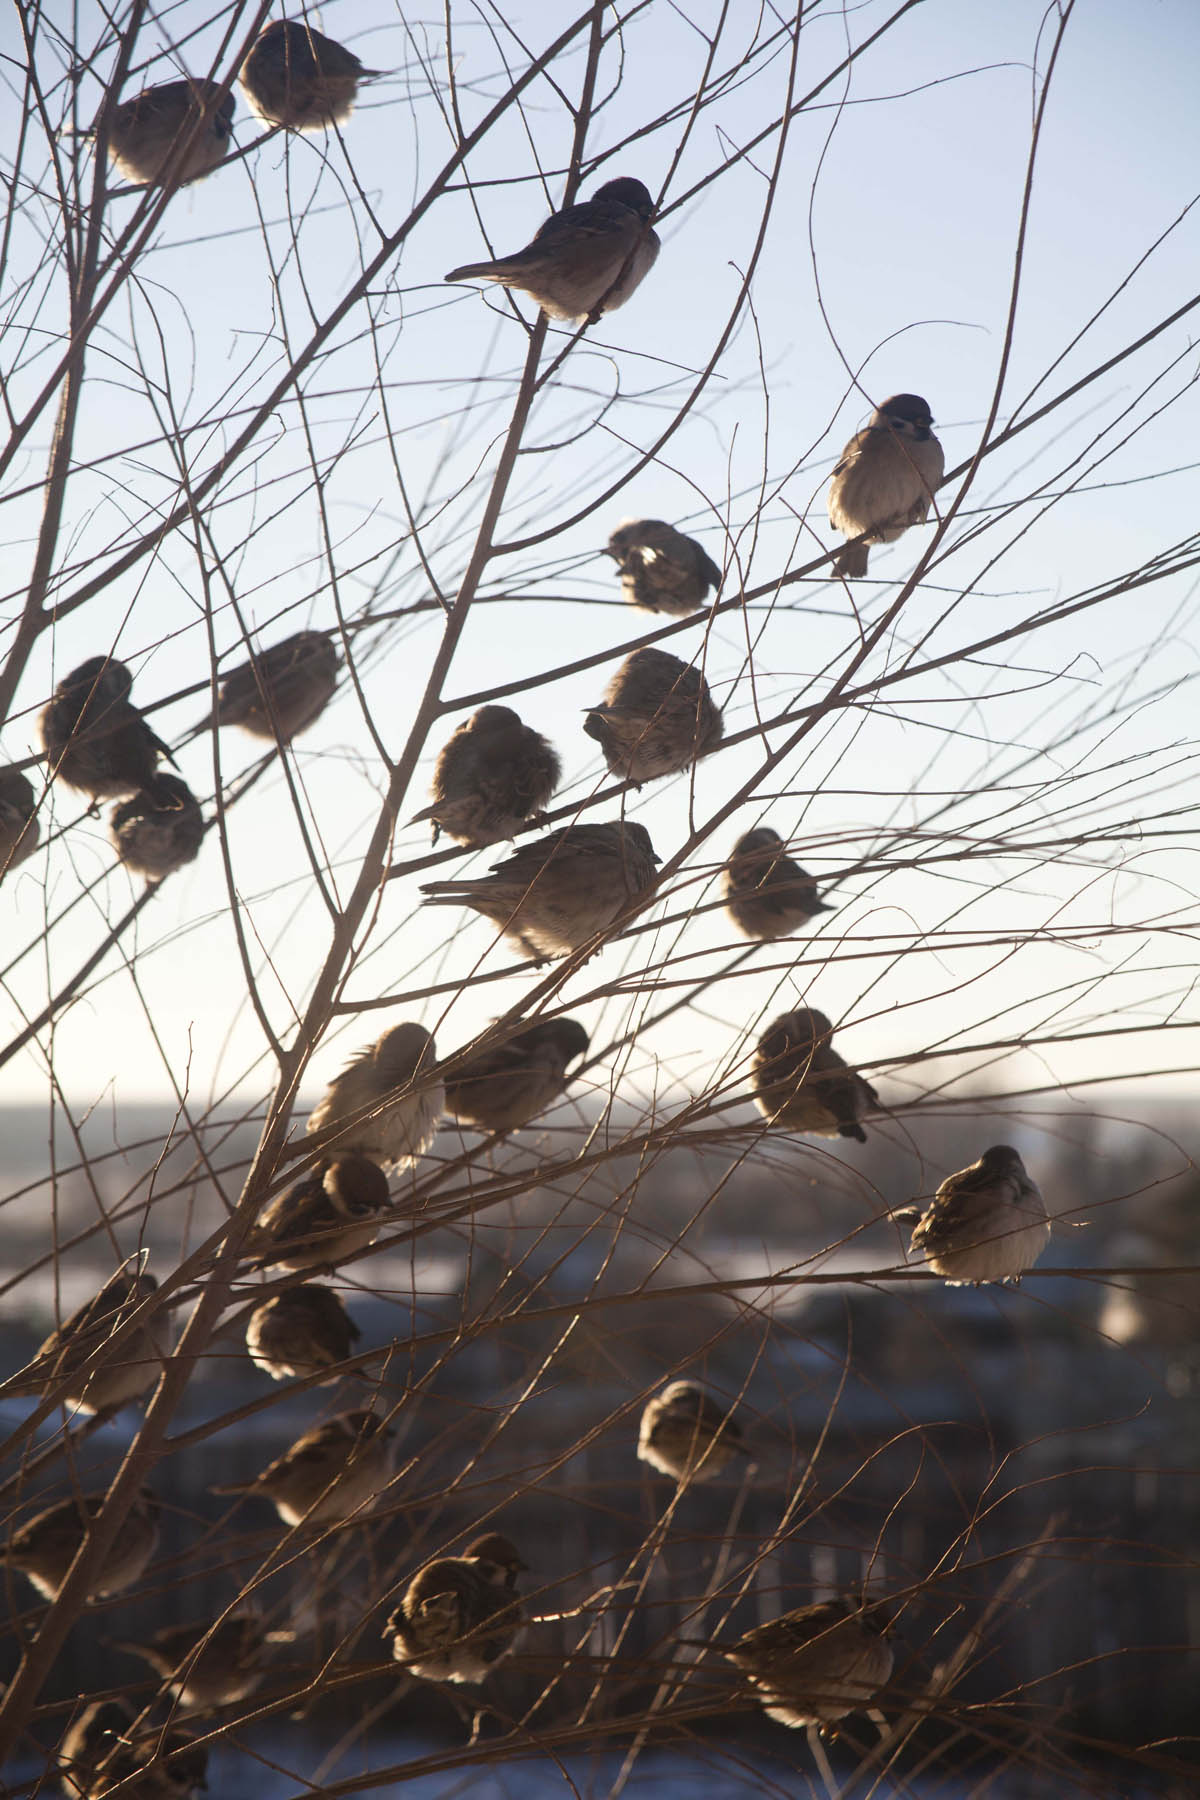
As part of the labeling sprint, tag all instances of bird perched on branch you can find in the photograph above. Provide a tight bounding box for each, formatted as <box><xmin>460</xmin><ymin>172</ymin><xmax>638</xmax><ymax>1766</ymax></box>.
<box><xmin>203</xmin><ymin>630</ymin><xmax>339</xmax><ymax>743</ymax></box>
<box><xmin>827</xmin><ymin>393</ymin><xmax>944</xmax><ymax>578</ymax></box>
<box><xmin>893</xmin><ymin>1144</ymin><xmax>1050</xmax><ymax>1284</ymax></box>
<box><xmin>248</xmin><ymin>1154</ymin><xmax>390</xmax><ymax>1273</ymax></box>
<box><xmin>114</xmin><ymin>1613</ymin><xmax>285</xmax><ymax>1711</ymax></box>
<box><xmin>723</xmin><ymin>827</ymin><xmax>832</xmax><ymax>941</ymax></box>
<box><xmin>239</xmin><ymin>19</ymin><xmax>385</xmax><ymax>130</ymax></box>
<box><xmin>412</xmin><ymin>705</ymin><xmax>561</xmax><ymax>848</ymax></box>
<box><xmin>724</xmin><ymin>1596</ymin><xmax>894</xmax><ymax>1730</ymax></box>
<box><xmin>247</xmin><ymin>1281</ymin><xmax>361</xmax><ymax>1382</ymax></box>
<box><xmin>385</xmin><ymin>1533</ymin><xmax>527</xmax><ymax>1684</ymax></box>
<box><xmin>584</xmin><ymin>647</ymin><xmax>723</xmax><ymax>785</ymax></box>
<box><xmin>110</xmin><ymin>774</ymin><xmax>204</xmax><ymax>880</ymax></box>
<box><xmin>212</xmin><ymin>1410</ymin><xmax>394</xmax><ymax>1526</ymax></box>
<box><xmin>3</xmin><ymin>1488</ymin><xmax>160</xmax><ymax>1601</ymax></box>
<box><xmin>421</xmin><ymin>819</ymin><xmax>660</xmax><ymax>961</ymax></box>
<box><xmin>0</xmin><ymin>767</ymin><xmax>39</xmax><ymax>875</ymax></box>
<box><xmin>104</xmin><ymin>79</ymin><xmax>234</xmax><ymax>186</ymax></box>
<box><xmin>2</xmin><ymin>1255</ymin><xmax>164</xmax><ymax>1416</ymax></box>
<box><xmin>752</xmin><ymin>1008</ymin><xmax>878</xmax><ymax>1142</ymax></box>
<box><xmin>40</xmin><ymin>658</ymin><xmax>174</xmax><ymax>803</ymax></box>
<box><xmin>445</xmin><ymin>176</ymin><xmax>660</xmax><ymax>323</ymax></box>
<box><xmin>443</xmin><ymin>1017</ymin><xmax>589</xmax><ymax>1133</ymax></box>
<box><xmin>605</xmin><ymin>518</ymin><xmax>722</xmax><ymax>616</ymax></box>
<box><xmin>306</xmin><ymin>1023</ymin><xmax>443</xmax><ymax>1169</ymax></box>
<box><xmin>637</xmin><ymin>1380</ymin><xmax>747</xmax><ymax>1482</ymax></box>
<box><xmin>59</xmin><ymin>1698</ymin><xmax>207</xmax><ymax>1800</ymax></box>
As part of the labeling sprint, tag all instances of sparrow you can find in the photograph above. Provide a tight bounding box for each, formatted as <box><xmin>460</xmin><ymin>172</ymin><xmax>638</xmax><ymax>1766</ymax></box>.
<box><xmin>605</xmin><ymin>518</ymin><xmax>722</xmax><ymax>616</ymax></box>
<box><xmin>2</xmin><ymin>1257</ymin><xmax>164</xmax><ymax>1416</ymax></box>
<box><xmin>247</xmin><ymin>1153</ymin><xmax>390</xmax><ymax>1273</ymax></box>
<box><xmin>59</xmin><ymin>1699</ymin><xmax>208</xmax><ymax>1800</ymax></box>
<box><xmin>827</xmin><ymin>393</ymin><xmax>945</xmax><ymax>578</ymax></box>
<box><xmin>0</xmin><ymin>766</ymin><xmax>39</xmax><ymax>874</ymax></box>
<box><xmin>420</xmin><ymin>819</ymin><xmax>660</xmax><ymax>961</ymax></box>
<box><xmin>105</xmin><ymin>79</ymin><xmax>234</xmax><ymax>187</ymax></box>
<box><xmin>239</xmin><ymin>19</ymin><xmax>385</xmax><ymax>131</ymax></box>
<box><xmin>893</xmin><ymin>1145</ymin><xmax>1051</xmax><ymax>1285</ymax></box>
<box><xmin>212</xmin><ymin>1410</ymin><xmax>394</xmax><ymax>1526</ymax></box>
<box><xmin>246</xmin><ymin>1281</ymin><xmax>361</xmax><ymax>1383</ymax></box>
<box><xmin>445</xmin><ymin>176</ymin><xmax>660</xmax><ymax>323</ymax></box>
<box><xmin>384</xmin><ymin>1532</ymin><xmax>526</xmax><ymax>1685</ymax></box>
<box><xmin>2</xmin><ymin>1487</ymin><xmax>160</xmax><ymax>1601</ymax></box>
<box><xmin>752</xmin><ymin>1008</ymin><xmax>879</xmax><ymax>1142</ymax></box>
<box><xmin>58</xmin><ymin>1699</ymin><xmax>140</xmax><ymax>1797</ymax></box>
<box><xmin>202</xmin><ymin>629</ymin><xmax>339</xmax><ymax>743</ymax></box>
<box><xmin>411</xmin><ymin>705</ymin><xmax>562</xmax><ymax>848</ymax></box>
<box><xmin>40</xmin><ymin>658</ymin><xmax>175</xmax><ymax>803</ymax></box>
<box><xmin>442</xmin><ymin>1017</ymin><xmax>589</xmax><ymax>1133</ymax></box>
<box><xmin>724</xmin><ymin>1596</ymin><xmax>894</xmax><ymax>1730</ymax></box>
<box><xmin>306</xmin><ymin>1023</ymin><xmax>443</xmax><ymax>1169</ymax></box>
<box><xmin>637</xmin><ymin>1380</ymin><xmax>747</xmax><ymax>1482</ymax></box>
<box><xmin>583</xmin><ymin>646</ymin><xmax>723</xmax><ymax>785</ymax></box>
<box><xmin>110</xmin><ymin>775</ymin><xmax>204</xmax><ymax>880</ymax></box>
<box><xmin>722</xmin><ymin>827</ymin><xmax>832</xmax><ymax>941</ymax></box>
<box><xmin>115</xmin><ymin>1612</ymin><xmax>281</xmax><ymax>1710</ymax></box>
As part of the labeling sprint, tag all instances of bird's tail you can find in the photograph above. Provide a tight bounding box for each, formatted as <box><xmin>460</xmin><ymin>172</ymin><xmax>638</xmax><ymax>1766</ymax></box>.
<box><xmin>834</xmin><ymin>541</ymin><xmax>870</xmax><ymax>579</ymax></box>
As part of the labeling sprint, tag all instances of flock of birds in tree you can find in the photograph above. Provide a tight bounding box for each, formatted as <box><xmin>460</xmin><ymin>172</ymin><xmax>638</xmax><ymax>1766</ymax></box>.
<box><xmin>1</xmin><ymin>18</ymin><xmax>1059</xmax><ymax>1796</ymax></box>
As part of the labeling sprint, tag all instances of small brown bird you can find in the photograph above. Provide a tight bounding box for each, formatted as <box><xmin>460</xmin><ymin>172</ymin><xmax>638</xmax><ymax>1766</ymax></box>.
<box><xmin>412</xmin><ymin>705</ymin><xmax>561</xmax><ymax>848</ymax></box>
<box><xmin>40</xmin><ymin>658</ymin><xmax>173</xmax><ymax>803</ymax></box>
<box><xmin>443</xmin><ymin>1017</ymin><xmax>589</xmax><ymax>1133</ymax></box>
<box><xmin>3</xmin><ymin>1487</ymin><xmax>160</xmax><ymax>1601</ymax></box>
<box><xmin>105</xmin><ymin>79</ymin><xmax>234</xmax><ymax>187</ymax></box>
<box><xmin>203</xmin><ymin>630</ymin><xmax>339</xmax><ymax>743</ymax></box>
<box><xmin>246</xmin><ymin>1281</ymin><xmax>360</xmax><ymax>1383</ymax></box>
<box><xmin>445</xmin><ymin>177</ymin><xmax>660</xmax><ymax>323</ymax></box>
<box><xmin>385</xmin><ymin>1532</ymin><xmax>526</xmax><ymax>1684</ymax></box>
<box><xmin>606</xmin><ymin>519</ymin><xmax>722</xmax><ymax>616</ymax></box>
<box><xmin>306</xmin><ymin>1023</ymin><xmax>443</xmax><ymax>1168</ymax></box>
<box><xmin>115</xmin><ymin>1612</ymin><xmax>280</xmax><ymax>1710</ymax></box>
<box><xmin>584</xmin><ymin>647</ymin><xmax>723</xmax><ymax>785</ymax></box>
<box><xmin>723</xmin><ymin>827</ymin><xmax>832</xmax><ymax>941</ymax></box>
<box><xmin>0</xmin><ymin>766</ymin><xmax>39</xmax><ymax>874</ymax></box>
<box><xmin>724</xmin><ymin>1596</ymin><xmax>894</xmax><ymax>1730</ymax></box>
<box><xmin>894</xmin><ymin>1145</ymin><xmax>1051</xmax><ymax>1285</ymax></box>
<box><xmin>752</xmin><ymin>1008</ymin><xmax>878</xmax><ymax>1142</ymax></box>
<box><xmin>59</xmin><ymin>1698</ymin><xmax>208</xmax><ymax>1800</ymax></box>
<box><xmin>248</xmin><ymin>1154</ymin><xmax>390</xmax><ymax>1273</ymax></box>
<box><xmin>110</xmin><ymin>775</ymin><xmax>204</xmax><ymax>880</ymax></box>
<box><xmin>637</xmin><ymin>1380</ymin><xmax>747</xmax><ymax>1482</ymax></box>
<box><xmin>2</xmin><ymin>1257</ymin><xmax>164</xmax><ymax>1417</ymax></box>
<box><xmin>420</xmin><ymin>819</ymin><xmax>660</xmax><ymax>961</ymax></box>
<box><xmin>827</xmin><ymin>393</ymin><xmax>945</xmax><ymax>579</ymax></box>
<box><xmin>212</xmin><ymin>1410</ymin><xmax>394</xmax><ymax>1526</ymax></box>
<box><xmin>239</xmin><ymin>19</ymin><xmax>384</xmax><ymax>131</ymax></box>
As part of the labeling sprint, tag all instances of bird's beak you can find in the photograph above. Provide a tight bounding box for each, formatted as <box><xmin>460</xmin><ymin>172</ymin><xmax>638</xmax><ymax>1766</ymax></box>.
<box><xmin>815</xmin><ymin>899</ymin><xmax>835</xmax><ymax>912</ymax></box>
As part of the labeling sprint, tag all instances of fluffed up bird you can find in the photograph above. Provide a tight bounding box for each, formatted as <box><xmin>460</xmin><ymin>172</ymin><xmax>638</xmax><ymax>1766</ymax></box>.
<box><xmin>605</xmin><ymin>518</ymin><xmax>722</xmax><ymax>616</ymax></box>
<box><xmin>212</xmin><ymin>1410</ymin><xmax>394</xmax><ymax>1526</ymax></box>
<box><xmin>40</xmin><ymin>657</ymin><xmax>174</xmax><ymax>803</ymax></box>
<box><xmin>723</xmin><ymin>827</ymin><xmax>832</xmax><ymax>941</ymax></box>
<box><xmin>239</xmin><ymin>18</ymin><xmax>384</xmax><ymax>130</ymax></box>
<box><xmin>247</xmin><ymin>1281</ymin><xmax>360</xmax><ymax>1383</ymax></box>
<box><xmin>412</xmin><ymin>705</ymin><xmax>561</xmax><ymax>848</ymax></box>
<box><xmin>3</xmin><ymin>1488</ymin><xmax>160</xmax><ymax>1601</ymax></box>
<box><xmin>827</xmin><ymin>393</ymin><xmax>945</xmax><ymax>578</ymax></box>
<box><xmin>306</xmin><ymin>1023</ymin><xmax>443</xmax><ymax>1168</ymax></box>
<box><xmin>752</xmin><ymin>1008</ymin><xmax>879</xmax><ymax>1142</ymax></box>
<box><xmin>0</xmin><ymin>766</ymin><xmax>39</xmax><ymax>874</ymax></box>
<box><xmin>445</xmin><ymin>177</ymin><xmax>660</xmax><ymax>323</ymax></box>
<box><xmin>110</xmin><ymin>775</ymin><xmax>204</xmax><ymax>880</ymax></box>
<box><xmin>59</xmin><ymin>1698</ymin><xmax>208</xmax><ymax>1800</ymax></box>
<box><xmin>893</xmin><ymin>1145</ymin><xmax>1050</xmax><ymax>1284</ymax></box>
<box><xmin>203</xmin><ymin>629</ymin><xmax>339</xmax><ymax>743</ymax></box>
<box><xmin>385</xmin><ymin>1532</ymin><xmax>526</xmax><ymax>1684</ymax></box>
<box><xmin>443</xmin><ymin>1017</ymin><xmax>589</xmax><ymax>1133</ymax></box>
<box><xmin>2</xmin><ymin>1256</ymin><xmax>164</xmax><ymax>1416</ymax></box>
<box><xmin>104</xmin><ymin>79</ymin><xmax>234</xmax><ymax>186</ymax></box>
<box><xmin>724</xmin><ymin>1596</ymin><xmax>894</xmax><ymax>1730</ymax></box>
<box><xmin>58</xmin><ymin>1699</ymin><xmax>141</xmax><ymax>1798</ymax></box>
<box><xmin>420</xmin><ymin>819</ymin><xmax>659</xmax><ymax>961</ymax></box>
<box><xmin>637</xmin><ymin>1380</ymin><xmax>747</xmax><ymax>1483</ymax></box>
<box><xmin>115</xmin><ymin>1612</ymin><xmax>283</xmax><ymax>1710</ymax></box>
<box><xmin>248</xmin><ymin>1153</ymin><xmax>390</xmax><ymax>1273</ymax></box>
<box><xmin>584</xmin><ymin>647</ymin><xmax>723</xmax><ymax>786</ymax></box>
